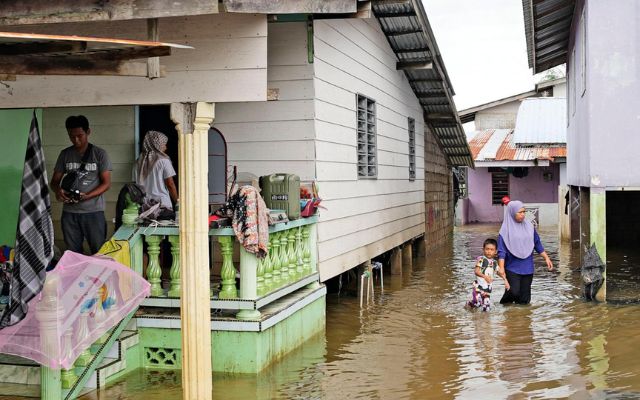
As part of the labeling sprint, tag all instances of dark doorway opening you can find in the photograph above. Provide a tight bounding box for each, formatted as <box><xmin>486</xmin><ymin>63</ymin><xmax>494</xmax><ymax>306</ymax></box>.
<box><xmin>606</xmin><ymin>191</ymin><xmax>640</xmax><ymax>302</ymax></box>
<box><xmin>138</xmin><ymin>105</ymin><xmax>179</xmax><ymax>185</ymax></box>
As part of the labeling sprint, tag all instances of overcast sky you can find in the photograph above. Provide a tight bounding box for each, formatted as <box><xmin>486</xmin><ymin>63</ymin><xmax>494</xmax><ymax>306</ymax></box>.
<box><xmin>422</xmin><ymin>0</ymin><xmax>536</xmax><ymax>112</ymax></box>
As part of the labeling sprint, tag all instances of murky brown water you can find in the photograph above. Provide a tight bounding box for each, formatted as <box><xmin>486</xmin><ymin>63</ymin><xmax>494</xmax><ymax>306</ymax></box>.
<box><xmin>79</xmin><ymin>224</ymin><xmax>640</xmax><ymax>400</ymax></box>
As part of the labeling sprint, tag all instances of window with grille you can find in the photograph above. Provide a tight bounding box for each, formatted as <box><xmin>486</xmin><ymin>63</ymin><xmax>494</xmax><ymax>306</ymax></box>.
<box><xmin>491</xmin><ymin>171</ymin><xmax>509</xmax><ymax>205</ymax></box>
<box><xmin>357</xmin><ymin>94</ymin><xmax>377</xmax><ymax>178</ymax></box>
<box><xmin>408</xmin><ymin>117</ymin><xmax>416</xmax><ymax>181</ymax></box>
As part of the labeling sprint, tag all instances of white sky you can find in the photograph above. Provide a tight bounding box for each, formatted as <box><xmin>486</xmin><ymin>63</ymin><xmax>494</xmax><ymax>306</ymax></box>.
<box><xmin>422</xmin><ymin>0</ymin><xmax>536</xmax><ymax>112</ymax></box>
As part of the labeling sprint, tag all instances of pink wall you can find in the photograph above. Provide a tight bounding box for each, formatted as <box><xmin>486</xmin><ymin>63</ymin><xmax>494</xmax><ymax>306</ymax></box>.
<box><xmin>466</xmin><ymin>164</ymin><xmax>560</xmax><ymax>223</ymax></box>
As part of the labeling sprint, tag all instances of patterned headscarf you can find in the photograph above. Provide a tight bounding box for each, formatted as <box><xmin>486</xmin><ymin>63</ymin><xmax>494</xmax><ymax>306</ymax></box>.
<box><xmin>137</xmin><ymin>131</ymin><xmax>169</xmax><ymax>181</ymax></box>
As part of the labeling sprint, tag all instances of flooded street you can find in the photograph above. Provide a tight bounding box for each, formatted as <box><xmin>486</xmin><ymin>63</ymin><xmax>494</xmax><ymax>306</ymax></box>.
<box><xmin>82</xmin><ymin>224</ymin><xmax>640</xmax><ymax>399</ymax></box>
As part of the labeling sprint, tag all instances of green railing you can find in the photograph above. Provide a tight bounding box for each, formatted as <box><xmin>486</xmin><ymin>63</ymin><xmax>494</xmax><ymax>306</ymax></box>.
<box><xmin>113</xmin><ymin>215</ymin><xmax>319</xmax><ymax>320</ymax></box>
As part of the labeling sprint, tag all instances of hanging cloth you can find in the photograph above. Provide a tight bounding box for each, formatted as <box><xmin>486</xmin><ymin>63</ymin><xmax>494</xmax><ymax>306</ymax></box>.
<box><xmin>0</xmin><ymin>112</ymin><xmax>54</xmax><ymax>328</ymax></box>
<box><xmin>215</xmin><ymin>185</ymin><xmax>269</xmax><ymax>258</ymax></box>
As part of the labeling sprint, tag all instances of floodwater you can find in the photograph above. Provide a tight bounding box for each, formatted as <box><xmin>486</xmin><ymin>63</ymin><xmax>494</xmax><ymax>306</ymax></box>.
<box><xmin>79</xmin><ymin>224</ymin><xmax>640</xmax><ymax>400</ymax></box>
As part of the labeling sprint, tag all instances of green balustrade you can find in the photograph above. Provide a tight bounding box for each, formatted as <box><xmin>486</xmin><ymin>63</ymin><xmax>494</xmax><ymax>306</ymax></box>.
<box><xmin>302</xmin><ymin>226</ymin><xmax>311</xmax><ymax>276</ymax></box>
<box><xmin>168</xmin><ymin>235</ymin><xmax>181</xmax><ymax>298</ymax></box>
<box><xmin>61</xmin><ymin>328</ymin><xmax>77</xmax><ymax>389</ymax></box>
<box><xmin>263</xmin><ymin>239</ymin><xmax>274</xmax><ymax>294</ymax></box>
<box><xmin>279</xmin><ymin>232</ymin><xmax>290</xmax><ymax>285</ymax></box>
<box><xmin>287</xmin><ymin>229</ymin><xmax>298</xmax><ymax>282</ymax></box>
<box><xmin>256</xmin><ymin>251</ymin><xmax>266</xmax><ymax>297</ymax></box>
<box><xmin>295</xmin><ymin>227</ymin><xmax>305</xmax><ymax>278</ymax></box>
<box><xmin>74</xmin><ymin>309</ymin><xmax>92</xmax><ymax>367</ymax></box>
<box><xmin>145</xmin><ymin>234</ymin><xmax>164</xmax><ymax>297</ymax></box>
<box><xmin>270</xmin><ymin>232</ymin><xmax>282</xmax><ymax>287</ymax></box>
<box><xmin>218</xmin><ymin>236</ymin><xmax>238</xmax><ymax>299</ymax></box>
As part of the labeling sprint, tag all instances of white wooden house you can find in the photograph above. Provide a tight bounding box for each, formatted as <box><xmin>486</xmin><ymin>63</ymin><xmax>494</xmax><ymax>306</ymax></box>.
<box><xmin>216</xmin><ymin>4</ymin><xmax>472</xmax><ymax>281</ymax></box>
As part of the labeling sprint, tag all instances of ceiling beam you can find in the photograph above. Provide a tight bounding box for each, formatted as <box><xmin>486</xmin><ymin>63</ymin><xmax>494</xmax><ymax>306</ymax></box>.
<box><xmin>0</xmin><ymin>0</ymin><xmax>218</xmax><ymax>26</ymax></box>
<box><xmin>374</xmin><ymin>11</ymin><xmax>416</xmax><ymax>18</ymax></box>
<box><xmin>0</xmin><ymin>60</ymin><xmax>166</xmax><ymax>77</ymax></box>
<box><xmin>0</xmin><ymin>41</ymin><xmax>86</xmax><ymax>56</ymax></box>
<box><xmin>395</xmin><ymin>47</ymin><xmax>430</xmax><ymax>54</ymax></box>
<box><xmin>386</xmin><ymin>29</ymin><xmax>422</xmax><ymax>37</ymax></box>
<box><xmin>224</xmin><ymin>0</ymin><xmax>357</xmax><ymax>13</ymax></box>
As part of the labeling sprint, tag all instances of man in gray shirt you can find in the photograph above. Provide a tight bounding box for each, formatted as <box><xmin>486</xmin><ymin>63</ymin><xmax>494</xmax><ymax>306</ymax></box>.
<box><xmin>50</xmin><ymin>115</ymin><xmax>112</xmax><ymax>254</ymax></box>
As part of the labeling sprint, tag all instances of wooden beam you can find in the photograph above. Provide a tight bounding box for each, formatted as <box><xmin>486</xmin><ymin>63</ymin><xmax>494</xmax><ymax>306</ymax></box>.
<box><xmin>397</xmin><ymin>61</ymin><xmax>432</xmax><ymax>70</ymax></box>
<box><xmin>0</xmin><ymin>0</ymin><xmax>218</xmax><ymax>26</ymax></box>
<box><xmin>0</xmin><ymin>41</ymin><xmax>86</xmax><ymax>56</ymax></box>
<box><xmin>147</xmin><ymin>18</ymin><xmax>161</xmax><ymax>79</ymax></box>
<box><xmin>0</xmin><ymin>60</ymin><xmax>166</xmax><ymax>77</ymax></box>
<box><xmin>409</xmin><ymin>78</ymin><xmax>442</xmax><ymax>83</ymax></box>
<box><xmin>223</xmin><ymin>0</ymin><xmax>356</xmax><ymax>13</ymax></box>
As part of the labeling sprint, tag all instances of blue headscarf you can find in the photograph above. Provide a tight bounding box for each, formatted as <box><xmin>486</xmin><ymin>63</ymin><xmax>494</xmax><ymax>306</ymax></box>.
<box><xmin>499</xmin><ymin>200</ymin><xmax>534</xmax><ymax>259</ymax></box>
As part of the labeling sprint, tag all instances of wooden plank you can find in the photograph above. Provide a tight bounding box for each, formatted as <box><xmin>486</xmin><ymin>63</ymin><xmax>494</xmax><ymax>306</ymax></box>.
<box><xmin>226</xmin><ymin>160</ymin><xmax>316</xmax><ymax>181</ymax></box>
<box><xmin>318</xmin><ymin>224</ymin><xmax>423</xmax><ymax>281</ymax></box>
<box><xmin>0</xmin><ymin>41</ymin><xmax>86</xmax><ymax>56</ymax></box>
<box><xmin>0</xmin><ymin>69</ymin><xmax>267</xmax><ymax>107</ymax></box>
<box><xmin>147</xmin><ymin>18</ymin><xmax>161</xmax><ymax>79</ymax></box>
<box><xmin>318</xmin><ymin>215</ymin><xmax>425</xmax><ymax>264</ymax></box>
<box><xmin>396</xmin><ymin>61</ymin><xmax>433</xmax><ymax>71</ymax></box>
<box><xmin>0</xmin><ymin>0</ymin><xmax>218</xmax><ymax>26</ymax></box>
<box><xmin>0</xmin><ymin>59</ymin><xmax>164</xmax><ymax>77</ymax></box>
<box><xmin>213</xmin><ymin>120</ymin><xmax>315</xmax><ymax>142</ymax></box>
<box><xmin>320</xmin><ymin>190</ymin><xmax>423</xmax><ymax>221</ymax></box>
<box><xmin>227</xmin><ymin>140</ymin><xmax>315</xmax><ymax>161</ymax></box>
<box><xmin>223</xmin><ymin>0</ymin><xmax>356</xmax><ymax>14</ymax></box>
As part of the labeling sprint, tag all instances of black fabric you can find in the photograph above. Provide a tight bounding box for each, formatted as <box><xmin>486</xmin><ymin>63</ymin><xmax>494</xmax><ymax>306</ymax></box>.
<box><xmin>0</xmin><ymin>113</ymin><xmax>54</xmax><ymax>328</ymax></box>
<box><xmin>114</xmin><ymin>183</ymin><xmax>146</xmax><ymax>230</ymax></box>
<box><xmin>59</xmin><ymin>143</ymin><xmax>94</xmax><ymax>199</ymax></box>
<box><xmin>582</xmin><ymin>244</ymin><xmax>605</xmax><ymax>301</ymax></box>
<box><xmin>500</xmin><ymin>270</ymin><xmax>533</xmax><ymax>305</ymax></box>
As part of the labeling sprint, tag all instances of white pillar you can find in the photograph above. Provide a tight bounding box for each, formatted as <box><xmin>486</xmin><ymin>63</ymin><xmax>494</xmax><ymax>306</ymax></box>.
<box><xmin>171</xmin><ymin>102</ymin><xmax>213</xmax><ymax>400</ymax></box>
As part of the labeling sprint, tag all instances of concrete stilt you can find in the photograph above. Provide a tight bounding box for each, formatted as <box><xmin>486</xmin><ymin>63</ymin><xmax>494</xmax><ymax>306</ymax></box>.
<box><xmin>390</xmin><ymin>247</ymin><xmax>402</xmax><ymax>275</ymax></box>
<box><xmin>402</xmin><ymin>243</ymin><xmax>413</xmax><ymax>269</ymax></box>
<box><xmin>590</xmin><ymin>188</ymin><xmax>606</xmax><ymax>302</ymax></box>
<box><xmin>415</xmin><ymin>237</ymin><xmax>426</xmax><ymax>257</ymax></box>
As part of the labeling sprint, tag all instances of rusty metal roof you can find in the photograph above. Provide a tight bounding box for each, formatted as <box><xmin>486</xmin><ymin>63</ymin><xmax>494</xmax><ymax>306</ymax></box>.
<box><xmin>0</xmin><ymin>31</ymin><xmax>192</xmax><ymax>77</ymax></box>
<box><xmin>469</xmin><ymin>129</ymin><xmax>566</xmax><ymax>163</ymax></box>
<box><xmin>372</xmin><ymin>0</ymin><xmax>473</xmax><ymax>167</ymax></box>
<box><xmin>522</xmin><ymin>0</ymin><xmax>576</xmax><ymax>74</ymax></box>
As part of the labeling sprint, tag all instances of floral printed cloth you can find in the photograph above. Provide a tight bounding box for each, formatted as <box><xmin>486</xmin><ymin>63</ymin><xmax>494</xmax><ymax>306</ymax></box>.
<box><xmin>216</xmin><ymin>185</ymin><xmax>269</xmax><ymax>258</ymax></box>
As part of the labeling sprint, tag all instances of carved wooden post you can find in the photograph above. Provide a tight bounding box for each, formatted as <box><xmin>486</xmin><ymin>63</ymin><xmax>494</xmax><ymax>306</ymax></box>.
<box><xmin>74</xmin><ymin>307</ymin><xmax>92</xmax><ymax>367</ymax></box>
<box><xmin>295</xmin><ymin>227</ymin><xmax>305</xmax><ymax>278</ymax></box>
<box><xmin>171</xmin><ymin>102</ymin><xmax>213</xmax><ymax>400</ymax></box>
<box><xmin>302</xmin><ymin>226</ymin><xmax>311</xmax><ymax>276</ymax></box>
<box><xmin>218</xmin><ymin>236</ymin><xmax>237</xmax><ymax>299</ymax></box>
<box><xmin>279</xmin><ymin>231</ymin><xmax>290</xmax><ymax>285</ymax></box>
<box><xmin>60</xmin><ymin>328</ymin><xmax>77</xmax><ymax>389</ymax></box>
<box><xmin>145</xmin><ymin>234</ymin><xmax>164</xmax><ymax>297</ymax></box>
<box><xmin>262</xmin><ymin>239</ymin><xmax>273</xmax><ymax>294</ymax></box>
<box><xmin>37</xmin><ymin>275</ymin><xmax>63</xmax><ymax>400</ymax></box>
<box><xmin>168</xmin><ymin>235</ymin><xmax>181</xmax><ymax>298</ymax></box>
<box><xmin>236</xmin><ymin>248</ymin><xmax>261</xmax><ymax>320</ymax></box>
<box><xmin>287</xmin><ymin>229</ymin><xmax>298</xmax><ymax>282</ymax></box>
<box><xmin>270</xmin><ymin>232</ymin><xmax>282</xmax><ymax>288</ymax></box>
<box><xmin>256</xmin><ymin>252</ymin><xmax>266</xmax><ymax>297</ymax></box>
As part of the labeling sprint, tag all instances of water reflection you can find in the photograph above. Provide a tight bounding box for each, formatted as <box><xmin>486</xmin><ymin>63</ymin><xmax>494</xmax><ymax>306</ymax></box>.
<box><xmin>78</xmin><ymin>224</ymin><xmax>640</xmax><ymax>400</ymax></box>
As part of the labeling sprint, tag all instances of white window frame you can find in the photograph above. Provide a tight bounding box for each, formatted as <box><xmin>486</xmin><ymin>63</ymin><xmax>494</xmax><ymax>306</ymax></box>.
<box><xmin>408</xmin><ymin>117</ymin><xmax>416</xmax><ymax>181</ymax></box>
<box><xmin>356</xmin><ymin>94</ymin><xmax>377</xmax><ymax>178</ymax></box>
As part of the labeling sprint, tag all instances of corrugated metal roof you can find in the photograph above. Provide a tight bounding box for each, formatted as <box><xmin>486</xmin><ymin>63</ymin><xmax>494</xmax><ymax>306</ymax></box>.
<box><xmin>469</xmin><ymin>129</ymin><xmax>566</xmax><ymax>163</ymax></box>
<box><xmin>372</xmin><ymin>0</ymin><xmax>473</xmax><ymax>167</ymax></box>
<box><xmin>514</xmin><ymin>98</ymin><xmax>567</xmax><ymax>144</ymax></box>
<box><xmin>522</xmin><ymin>0</ymin><xmax>576</xmax><ymax>74</ymax></box>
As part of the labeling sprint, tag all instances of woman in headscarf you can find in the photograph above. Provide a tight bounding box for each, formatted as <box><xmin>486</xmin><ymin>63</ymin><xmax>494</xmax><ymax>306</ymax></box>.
<box><xmin>135</xmin><ymin>131</ymin><xmax>178</xmax><ymax>209</ymax></box>
<box><xmin>497</xmin><ymin>200</ymin><xmax>553</xmax><ymax>304</ymax></box>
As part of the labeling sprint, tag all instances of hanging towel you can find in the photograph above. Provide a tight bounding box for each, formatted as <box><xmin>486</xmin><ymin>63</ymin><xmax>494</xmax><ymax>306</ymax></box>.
<box><xmin>0</xmin><ymin>112</ymin><xmax>54</xmax><ymax>328</ymax></box>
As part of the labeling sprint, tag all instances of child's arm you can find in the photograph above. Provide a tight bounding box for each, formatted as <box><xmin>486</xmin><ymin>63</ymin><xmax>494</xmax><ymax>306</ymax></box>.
<box><xmin>497</xmin><ymin>259</ymin><xmax>510</xmax><ymax>290</ymax></box>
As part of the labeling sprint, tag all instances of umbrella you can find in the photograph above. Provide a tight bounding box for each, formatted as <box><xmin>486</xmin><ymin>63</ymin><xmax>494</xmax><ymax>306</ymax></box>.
<box><xmin>0</xmin><ymin>251</ymin><xmax>150</xmax><ymax>369</ymax></box>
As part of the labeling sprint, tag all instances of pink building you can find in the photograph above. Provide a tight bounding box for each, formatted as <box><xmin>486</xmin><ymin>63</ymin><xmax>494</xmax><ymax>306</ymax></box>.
<box><xmin>458</xmin><ymin>97</ymin><xmax>567</xmax><ymax>226</ymax></box>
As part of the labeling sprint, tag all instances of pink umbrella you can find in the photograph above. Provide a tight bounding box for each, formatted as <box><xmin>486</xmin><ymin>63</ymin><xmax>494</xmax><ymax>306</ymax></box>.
<box><xmin>0</xmin><ymin>251</ymin><xmax>149</xmax><ymax>369</ymax></box>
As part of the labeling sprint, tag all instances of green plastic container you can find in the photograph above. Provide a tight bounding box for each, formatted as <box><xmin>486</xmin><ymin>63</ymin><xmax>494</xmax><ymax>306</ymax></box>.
<box><xmin>260</xmin><ymin>173</ymin><xmax>300</xmax><ymax>220</ymax></box>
